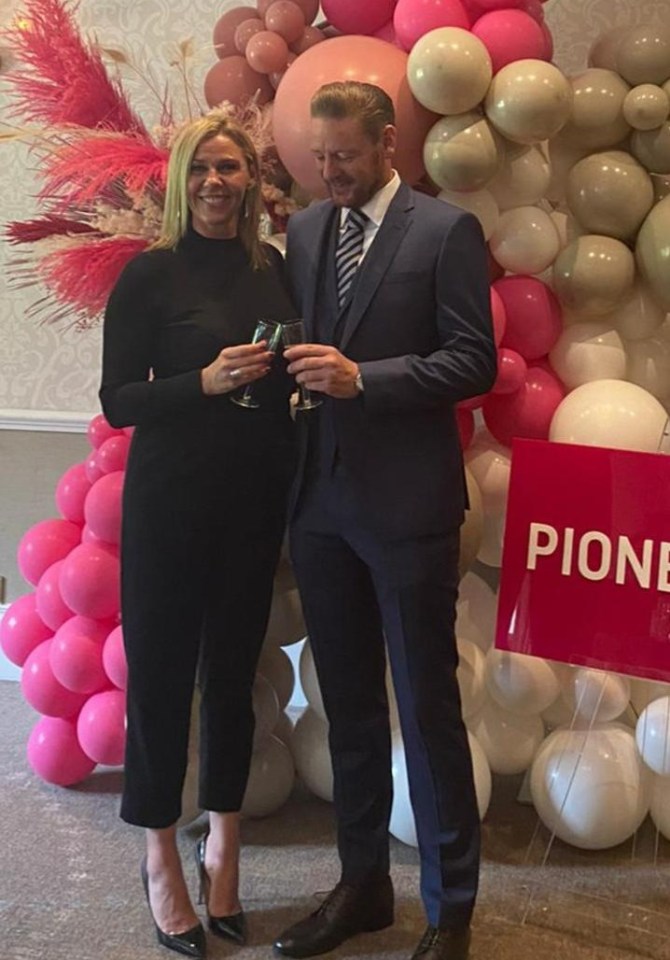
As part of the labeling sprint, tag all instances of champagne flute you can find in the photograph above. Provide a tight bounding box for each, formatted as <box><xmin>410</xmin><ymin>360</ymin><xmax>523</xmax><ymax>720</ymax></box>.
<box><xmin>231</xmin><ymin>318</ymin><xmax>282</xmax><ymax>409</ymax></box>
<box><xmin>281</xmin><ymin>319</ymin><xmax>322</xmax><ymax>411</ymax></box>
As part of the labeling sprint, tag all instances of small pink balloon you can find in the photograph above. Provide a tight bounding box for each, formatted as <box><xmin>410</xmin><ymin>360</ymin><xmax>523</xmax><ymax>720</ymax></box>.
<box><xmin>322</xmin><ymin>0</ymin><xmax>396</xmax><ymax>35</ymax></box>
<box><xmin>55</xmin><ymin>462</ymin><xmax>91</xmax><ymax>525</ymax></box>
<box><xmin>49</xmin><ymin>624</ymin><xmax>107</xmax><ymax>695</ymax></box>
<box><xmin>96</xmin><ymin>435</ymin><xmax>130</xmax><ymax>474</ymax></box>
<box><xmin>84</xmin><ymin>471</ymin><xmax>124</xmax><ymax>546</ymax></box>
<box><xmin>87</xmin><ymin>413</ymin><xmax>121</xmax><ymax>450</ymax></box>
<box><xmin>258</xmin><ymin>0</ymin><xmax>318</xmax><ymax>20</ymax></box>
<box><xmin>77</xmin><ymin>689</ymin><xmax>126</xmax><ymax>766</ymax></box>
<box><xmin>483</xmin><ymin>364</ymin><xmax>565</xmax><ymax>446</ymax></box>
<box><xmin>457</xmin><ymin>407</ymin><xmax>475</xmax><ymax>449</ymax></box>
<box><xmin>27</xmin><ymin>716</ymin><xmax>96</xmax><ymax>786</ymax></box>
<box><xmin>471</xmin><ymin>9</ymin><xmax>549</xmax><ymax>73</ymax></box>
<box><xmin>204</xmin><ymin>55</ymin><xmax>274</xmax><ymax>107</ymax></box>
<box><xmin>213</xmin><ymin>5</ymin><xmax>258</xmax><ymax>59</ymax></box>
<box><xmin>393</xmin><ymin>0</ymin><xmax>470</xmax><ymax>52</ymax></box>
<box><xmin>103</xmin><ymin>625</ymin><xmax>127</xmax><ymax>691</ymax></box>
<box><xmin>265</xmin><ymin>1</ymin><xmax>305</xmax><ymax>44</ymax></box>
<box><xmin>21</xmin><ymin>639</ymin><xmax>88</xmax><ymax>718</ymax></box>
<box><xmin>234</xmin><ymin>17</ymin><xmax>265</xmax><ymax>53</ymax></box>
<box><xmin>494</xmin><ymin>275</ymin><xmax>562</xmax><ymax>361</ymax></box>
<box><xmin>59</xmin><ymin>543</ymin><xmax>121</xmax><ymax>621</ymax></box>
<box><xmin>84</xmin><ymin>449</ymin><xmax>104</xmax><ymax>484</ymax></box>
<box><xmin>490</xmin><ymin>286</ymin><xmax>507</xmax><ymax>347</ymax></box>
<box><xmin>0</xmin><ymin>593</ymin><xmax>52</xmax><ymax>667</ymax></box>
<box><xmin>35</xmin><ymin>560</ymin><xmax>73</xmax><ymax>631</ymax></box>
<box><xmin>17</xmin><ymin>518</ymin><xmax>81</xmax><ymax>587</ymax></box>
<box><xmin>492</xmin><ymin>347</ymin><xmax>528</xmax><ymax>394</ymax></box>
<box><xmin>246</xmin><ymin>30</ymin><xmax>290</xmax><ymax>73</ymax></box>
<box><xmin>291</xmin><ymin>24</ymin><xmax>325</xmax><ymax>54</ymax></box>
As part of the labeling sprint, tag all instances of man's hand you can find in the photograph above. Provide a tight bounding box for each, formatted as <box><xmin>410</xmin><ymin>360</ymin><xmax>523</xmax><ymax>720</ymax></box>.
<box><xmin>284</xmin><ymin>344</ymin><xmax>360</xmax><ymax>399</ymax></box>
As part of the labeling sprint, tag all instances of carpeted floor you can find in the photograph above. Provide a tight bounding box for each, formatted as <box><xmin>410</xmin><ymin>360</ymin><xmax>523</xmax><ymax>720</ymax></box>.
<box><xmin>2</xmin><ymin>679</ymin><xmax>670</xmax><ymax>960</ymax></box>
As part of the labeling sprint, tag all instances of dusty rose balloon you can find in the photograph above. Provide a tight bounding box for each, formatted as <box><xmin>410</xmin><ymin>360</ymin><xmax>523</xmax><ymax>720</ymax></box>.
<box><xmin>322</xmin><ymin>0</ymin><xmax>395</xmax><ymax>35</ymax></box>
<box><xmin>394</xmin><ymin>0</ymin><xmax>470</xmax><ymax>52</ymax></box>
<box><xmin>234</xmin><ymin>17</ymin><xmax>265</xmax><ymax>54</ymax></box>
<box><xmin>553</xmin><ymin>235</ymin><xmax>636</xmax><ymax>316</ymax></box>
<box><xmin>471</xmin><ymin>9</ymin><xmax>547</xmax><ymax>74</ymax></box>
<box><xmin>275</xmin><ymin>0</ymin><xmax>319</xmax><ymax>22</ymax></box>
<box><xmin>204</xmin><ymin>55</ymin><xmax>273</xmax><ymax>107</ymax></box>
<box><xmin>566</xmin><ymin>150</ymin><xmax>654</xmax><ymax>241</ymax></box>
<box><xmin>615</xmin><ymin>25</ymin><xmax>670</xmax><ymax>86</ymax></box>
<box><xmin>273</xmin><ymin>36</ymin><xmax>437</xmax><ymax>195</ymax></box>
<box><xmin>246</xmin><ymin>29</ymin><xmax>289</xmax><ymax>74</ymax></box>
<box><xmin>484</xmin><ymin>59</ymin><xmax>572</xmax><ymax>145</ymax></box>
<box><xmin>213</xmin><ymin>6</ymin><xmax>258</xmax><ymax>59</ymax></box>
<box><xmin>483</xmin><ymin>365</ymin><xmax>566</xmax><ymax>447</ymax></box>
<box><xmin>623</xmin><ymin>84</ymin><xmax>670</xmax><ymax>131</ymax></box>
<box><xmin>408</xmin><ymin>27</ymin><xmax>492</xmax><ymax>115</ymax></box>
<box><xmin>265</xmin><ymin>1</ymin><xmax>305</xmax><ymax>43</ymax></box>
<box><xmin>269</xmin><ymin>52</ymin><xmax>296</xmax><ymax>89</ymax></box>
<box><xmin>636</xmin><ymin>194</ymin><xmax>670</xmax><ymax>309</ymax></box>
<box><xmin>549</xmin><ymin>321</ymin><xmax>626</xmax><ymax>389</ymax></box>
<box><xmin>488</xmin><ymin>142</ymin><xmax>550</xmax><ymax>211</ymax></box>
<box><xmin>291</xmin><ymin>24</ymin><xmax>325</xmax><ymax>54</ymax></box>
<box><xmin>558</xmin><ymin>68</ymin><xmax>631</xmax><ymax>151</ymax></box>
<box><xmin>424</xmin><ymin>112</ymin><xmax>503</xmax><ymax>193</ymax></box>
<box><xmin>631</xmin><ymin>120</ymin><xmax>670</xmax><ymax>174</ymax></box>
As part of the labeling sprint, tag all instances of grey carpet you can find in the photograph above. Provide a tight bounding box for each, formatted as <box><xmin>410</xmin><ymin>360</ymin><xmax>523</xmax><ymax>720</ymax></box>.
<box><xmin>2</xmin><ymin>680</ymin><xmax>670</xmax><ymax>960</ymax></box>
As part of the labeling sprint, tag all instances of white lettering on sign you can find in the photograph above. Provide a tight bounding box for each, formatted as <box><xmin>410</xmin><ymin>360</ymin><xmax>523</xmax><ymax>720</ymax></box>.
<box><xmin>526</xmin><ymin>522</ymin><xmax>670</xmax><ymax>593</ymax></box>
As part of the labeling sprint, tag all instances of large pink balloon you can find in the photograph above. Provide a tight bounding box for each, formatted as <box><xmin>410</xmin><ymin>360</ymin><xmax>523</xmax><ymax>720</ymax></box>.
<box><xmin>59</xmin><ymin>543</ymin><xmax>121</xmax><ymax>621</ymax></box>
<box><xmin>482</xmin><ymin>364</ymin><xmax>565</xmax><ymax>446</ymax></box>
<box><xmin>204</xmin><ymin>55</ymin><xmax>273</xmax><ymax>107</ymax></box>
<box><xmin>21</xmin><ymin>639</ymin><xmax>88</xmax><ymax>718</ymax></box>
<box><xmin>273</xmin><ymin>36</ymin><xmax>436</xmax><ymax>195</ymax></box>
<box><xmin>322</xmin><ymin>0</ymin><xmax>396</xmax><ymax>35</ymax></box>
<box><xmin>471</xmin><ymin>9</ymin><xmax>548</xmax><ymax>73</ymax></box>
<box><xmin>17</xmin><ymin>518</ymin><xmax>81</xmax><ymax>587</ymax></box>
<box><xmin>77</xmin><ymin>689</ymin><xmax>127</xmax><ymax>766</ymax></box>
<box><xmin>49</xmin><ymin>618</ymin><xmax>108</xmax><ymax>695</ymax></box>
<box><xmin>84</xmin><ymin>471</ymin><xmax>124</xmax><ymax>546</ymax></box>
<box><xmin>55</xmin><ymin>462</ymin><xmax>91</xmax><ymax>524</ymax></box>
<box><xmin>103</xmin><ymin>624</ymin><xmax>127</xmax><ymax>691</ymax></box>
<box><xmin>493</xmin><ymin>275</ymin><xmax>562</xmax><ymax>360</ymax></box>
<box><xmin>27</xmin><ymin>716</ymin><xmax>96</xmax><ymax>786</ymax></box>
<box><xmin>393</xmin><ymin>0</ymin><xmax>470</xmax><ymax>52</ymax></box>
<box><xmin>0</xmin><ymin>593</ymin><xmax>52</xmax><ymax>667</ymax></box>
<box><xmin>35</xmin><ymin>560</ymin><xmax>73</xmax><ymax>631</ymax></box>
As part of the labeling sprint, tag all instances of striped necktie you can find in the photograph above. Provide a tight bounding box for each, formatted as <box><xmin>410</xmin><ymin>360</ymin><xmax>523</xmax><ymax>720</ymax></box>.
<box><xmin>335</xmin><ymin>208</ymin><xmax>368</xmax><ymax>307</ymax></box>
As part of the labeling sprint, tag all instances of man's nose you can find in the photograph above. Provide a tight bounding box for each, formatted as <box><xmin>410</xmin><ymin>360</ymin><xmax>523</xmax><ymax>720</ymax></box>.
<box><xmin>322</xmin><ymin>156</ymin><xmax>338</xmax><ymax>179</ymax></box>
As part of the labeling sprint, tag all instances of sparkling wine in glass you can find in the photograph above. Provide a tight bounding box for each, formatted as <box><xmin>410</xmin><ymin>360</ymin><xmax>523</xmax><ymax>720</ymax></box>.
<box><xmin>281</xmin><ymin>319</ymin><xmax>322</xmax><ymax>411</ymax></box>
<box><xmin>231</xmin><ymin>318</ymin><xmax>282</xmax><ymax>409</ymax></box>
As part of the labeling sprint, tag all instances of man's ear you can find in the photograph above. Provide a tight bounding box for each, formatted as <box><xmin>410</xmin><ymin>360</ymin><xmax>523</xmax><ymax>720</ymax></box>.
<box><xmin>382</xmin><ymin>124</ymin><xmax>397</xmax><ymax>159</ymax></box>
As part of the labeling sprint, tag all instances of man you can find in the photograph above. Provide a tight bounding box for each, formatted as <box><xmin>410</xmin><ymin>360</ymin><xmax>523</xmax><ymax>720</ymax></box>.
<box><xmin>275</xmin><ymin>81</ymin><xmax>497</xmax><ymax>960</ymax></box>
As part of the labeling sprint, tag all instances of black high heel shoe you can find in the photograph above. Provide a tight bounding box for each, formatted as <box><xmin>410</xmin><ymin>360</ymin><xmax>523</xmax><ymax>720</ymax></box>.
<box><xmin>141</xmin><ymin>857</ymin><xmax>207</xmax><ymax>959</ymax></box>
<box><xmin>195</xmin><ymin>836</ymin><xmax>247</xmax><ymax>944</ymax></box>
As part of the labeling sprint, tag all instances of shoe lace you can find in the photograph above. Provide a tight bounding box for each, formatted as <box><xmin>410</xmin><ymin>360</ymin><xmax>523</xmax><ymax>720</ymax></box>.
<box><xmin>313</xmin><ymin>883</ymin><xmax>354</xmax><ymax>918</ymax></box>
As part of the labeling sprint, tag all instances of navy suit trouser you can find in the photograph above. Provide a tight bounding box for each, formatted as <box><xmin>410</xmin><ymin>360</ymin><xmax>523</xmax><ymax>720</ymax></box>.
<box><xmin>290</xmin><ymin>463</ymin><xmax>480</xmax><ymax>929</ymax></box>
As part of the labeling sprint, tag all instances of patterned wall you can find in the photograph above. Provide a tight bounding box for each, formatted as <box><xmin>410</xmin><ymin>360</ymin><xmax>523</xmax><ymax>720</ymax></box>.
<box><xmin>1</xmin><ymin>0</ymin><xmax>669</xmax><ymax>417</ymax></box>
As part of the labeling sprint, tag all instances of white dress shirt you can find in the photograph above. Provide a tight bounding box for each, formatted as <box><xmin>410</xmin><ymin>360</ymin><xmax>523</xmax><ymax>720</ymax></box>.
<box><xmin>338</xmin><ymin>170</ymin><xmax>401</xmax><ymax>262</ymax></box>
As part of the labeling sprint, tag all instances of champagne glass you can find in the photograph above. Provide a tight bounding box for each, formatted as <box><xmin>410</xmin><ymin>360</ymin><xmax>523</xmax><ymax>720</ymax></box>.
<box><xmin>281</xmin><ymin>319</ymin><xmax>322</xmax><ymax>411</ymax></box>
<box><xmin>231</xmin><ymin>318</ymin><xmax>282</xmax><ymax>409</ymax></box>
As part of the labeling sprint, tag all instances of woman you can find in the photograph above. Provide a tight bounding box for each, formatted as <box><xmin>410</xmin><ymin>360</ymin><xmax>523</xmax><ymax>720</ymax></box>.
<box><xmin>100</xmin><ymin>113</ymin><xmax>297</xmax><ymax>959</ymax></box>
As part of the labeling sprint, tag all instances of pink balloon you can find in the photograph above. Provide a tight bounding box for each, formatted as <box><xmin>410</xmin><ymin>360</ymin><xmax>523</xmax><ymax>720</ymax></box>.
<box><xmin>393</xmin><ymin>0</ymin><xmax>470</xmax><ymax>52</ymax></box>
<box><xmin>204</xmin><ymin>55</ymin><xmax>274</xmax><ymax>107</ymax></box>
<box><xmin>55</xmin><ymin>462</ymin><xmax>91</xmax><ymax>524</ymax></box>
<box><xmin>291</xmin><ymin>25</ymin><xmax>326</xmax><ymax>54</ymax></box>
<box><xmin>0</xmin><ymin>593</ymin><xmax>52</xmax><ymax>667</ymax></box>
<box><xmin>265</xmin><ymin>1</ymin><xmax>306</xmax><ymax>44</ymax></box>
<box><xmin>17</xmin><ymin>518</ymin><xmax>81</xmax><ymax>587</ymax></box>
<box><xmin>492</xmin><ymin>347</ymin><xmax>528</xmax><ymax>394</ymax></box>
<box><xmin>458</xmin><ymin>393</ymin><xmax>487</xmax><ymax>411</ymax></box>
<box><xmin>540</xmin><ymin>19</ymin><xmax>553</xmax><ymax>58</ymax></box>
<box><xmin>234</xmin><ymin>17</ymin><xmax>265</xmax><ymax>53</ymax></box>
<box><xmin>246</xmin><ymin>30</ymin><xmax>290</xmax><ymax>73</ymax></box>
<box><xmin>59</xmin><ymin>544</ymin><xmax>121</xmax><ymax>621</ymax></box>
<box><xmin>84</xmin><ymin>449</ymin><xmax>104</xmax><ymax>484</ymax></box>
<box><xmin>84</xmin><ymin>471</ymin><xmax>124</xmax><ymax>546</ymax></box>
<box><xmin>322</xmin><ymin>0</ymin><xmax>396</xmax><ymax>35</ymax></box>
<box><xmin>27</xmin><ymin>716</ymin><xmax>96</xmax><ymax>786</ymax></box>
<box><xmin>273</xmin><ymin>36</ymin><xmax>437</xmax><ymax>195</ymax></box>
<box><xmin>213</xmin><ymin>5</ymin><xmax>258</xmax><ymax>59</ymax></box>
<box><xmin>471</xmin><ymin>9</ymin><xmax>549</xmax><ymax>72</ymax></box>
<box><xmin>87</xmin><ymin>413</ymin><xmax>121</xmax><ymax>450</ymax></box>
<box><xmin>482</xmin><ymin>364</ymin><xmax>565</xmax><ymax>446</ymax></box>
<box><xmin>493</xmin><ymin>275</ymin><xmax>562</xmax><ymax>361</ymax></box>
<box><xmin>519</xmin><ymin>0</ymin><xmax>545</xmax><ymax>21</ymax></box>
<box><xmin>373</xmin><ymin>20</ymin><xmax>403</xmax><ymax>47</ymax></box>
<box><xmin>96</xmin><ymin>434</ymin><xmax>130</xmax><ymax>474</ymax></box>
<box><xmin>81</xmin><ymin>525</ymin><xmax>119</xmax><ymax>557</ymax></box>
<box><xmin>103</xmin><ymin>625</ymin><xmax>127</xmax><ymax>691</ymax></box>
<box><xmin>36</xmin><ymin>560</ymin><xmax>73</xmax><ymax>631</ymax></box>
<box><xmin>473</xmin><ymin>0</ymin><xmax>524</xmax><ymax>8</ymax></box>
<box><xmin>77</xmin><ymin>689</ymin><xmax>126</xmax><ymax>766</ymax></box>
<box><xmin>21</xmin><ymin>639</ymin><xmax>88</xmax><ymax>718</ymax></box>
<box><xmin>49</xmin><ymin>617</ymin><xmax>108</xmax><ymax>695</ymax></box>
<box><xmin>456</xmin><ymin>407</ymin><xmax>475</xmax><ymax>449</ymax></box>
<box><xmin>490</xmin><ymin>286</ymin><xmax>507</xmax><ymax>347</ymax></box>
<box><xmin>269</xmin><ymin>52</ymin><xmax>296</xmax><ymax>88</ymax></box>
<box><xmin>260</xmin><ymin>0</ymin><xmax>319</xmax><ymax>21</ymax></box>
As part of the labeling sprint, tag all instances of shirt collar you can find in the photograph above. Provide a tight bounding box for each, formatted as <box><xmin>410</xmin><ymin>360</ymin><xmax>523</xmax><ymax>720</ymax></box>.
<box><xmin>339</xmin><ymin>170</ymin><xmax>401</xmax><ymax>228</ymax></box>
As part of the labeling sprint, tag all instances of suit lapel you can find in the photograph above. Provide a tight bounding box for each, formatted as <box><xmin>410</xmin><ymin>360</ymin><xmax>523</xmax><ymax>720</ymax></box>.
<box><xmin>339</xmin><ymin>183</ymin><xmax>414</xmax><ymax>352</ymax></box>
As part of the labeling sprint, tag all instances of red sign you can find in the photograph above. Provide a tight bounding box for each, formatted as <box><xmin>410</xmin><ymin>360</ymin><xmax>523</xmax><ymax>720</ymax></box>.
<box><xmin>495</xmin><ymin>439</ymin><xmax>670</xmax><ymax>681</ymax></box>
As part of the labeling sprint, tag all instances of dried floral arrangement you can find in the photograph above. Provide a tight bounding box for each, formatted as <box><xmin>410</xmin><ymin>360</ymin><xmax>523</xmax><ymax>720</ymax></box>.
<box><xmin>2</xmin><ymin>0</ymin><xmax>299</xmax><ymax>329</ymax></box>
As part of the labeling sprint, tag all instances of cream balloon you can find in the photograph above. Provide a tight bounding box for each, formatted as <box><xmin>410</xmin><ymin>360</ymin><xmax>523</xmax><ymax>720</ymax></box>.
<box><xmin>625</xmin><ymin>331</ymin><xmax>670</xmax><ymax>404</ymax></box>
<box><xmin>561</xmin><ymin>668</ymin><xmax>631</xmax><ymax>724</ymax></box>
<box><xmin>299</xmin><ymin>638</ymin><xmax>325</xmax><ymax>721</ymax></box>
<box><xmin>459</xmin><ymin>467</ymin><xmax>484</xmax><ymax>576</ymax></box>
<box><xmin>437</xmin><ymin>187</ymin><xmax>499</xmax><ymax>240</ymax></box>
<box><xmin>548</xmin><ymin>320</ymin><xmax>626</xmax><ymax>389</ymax></box>
<box><xmin>423</xmin><ymin>112</ymin><xmax>504</xmax><ymax>193</ymax></box>
<box><xmin>623</xmin><ymin>84</ymin><xmax>670</xmax><ymax>131</ymax></box>
<box><xmin>252</xmin><ymin>673</ymin><xmax>280</xmax><ymax>748</ymax></box>
<box><xmin>631</xmin><ymin>121</ymin><xmax>670</xmax><ymax>175</ymax></box>
<box><xmin>263</xmin><ymin>585</ymin><xmax>306</xmax><ymax>649</ymax></box>
<box><xmin>636</xmin><ymin>195</ymin><xmax>670</xmax><ymax>308</ymax></box>
<box><xmin>635</xmin><ymin>696</ymin><xmax>670</xmax><ymax>776</ymax></box>
<box><xmin>559</xmin><ymin>69</ymin><xmax>631</xmax><ymax>151</ymax></box>
<box><xmin>552</xmin><ymin>235</ymin><xmax>635</xmax><ymax>316</ymax></box>
<box><xmin>485</xmin><ymin>649</ymin><xmax>560</xmax><ymax>717</ymax></box>
<box><xmin>407</xmin><ymin>27</ymin><xmax>492</xmax><ymax>115</ymax></box>
<box><xmin>464</xmin><ymin>430</ymin><xmax>511</xmax><ymax>515</ymax></box>
<box><xmin>609</xmin><ymin>281</ymin><xmax>667</xmax><ymax>341</ymax></box>
<box><xmin>472</xmin><ymin>698</ymin><xmax>544</xmax><ymax>775</ymax></box>
<box><xmin>477</xmin><ymin>512</ymin><xmax>505</xmax><ymax>569</ymax></box>
<box><xmin>291</xmin><ymin>707</ymin><xmax>333</xmax><ymax>802</ymax></box>
<box><xmin>489</xmin><ymin>205</ymin><xmax>561</xmax><ymax>275</ymax></box>
<box><xmin>257</xmin><ymin>646</ymin><xmax>295</xmax><ymax>710</ymax></box>
<box><xmin>484</xmin><ymin>59</ymin><xmax>573</xmax><ymax>145</ymax></box>
<box><xmin>587</xmin><ymin>27</ymin><xmax>630</xmax><ymax>72</ymax></box>
<box><xmin>566</xmin><ymin>150</ymin><xmax>654</xmax><ymax>241</ymax></box>
<box><xmin>457</xmin><ymin>570</ymin><xmax>498</xmax><ymax>653</ymax></box>
<box><xmin>615</xmin><ymin>25</ymin><xmax>670</xmax><ymax>86</ymax></box>
<box><xmin>241</xmin><ymin>734</ymin><xmax>295</xmax><ymax>817</ymax></box>
<box><xmin>456</xmin><ymin>637</ymin><xmax>487</xmax><ymax>719</ymax></box>
<box><xmin>488</xmin><ymin>143</ymin><xmax>551</xmax><ymax>212</ymax></box>
<box><xmin>549</xmin><ymin>378</ymin><xmax>669</xmax><ymax>452</ymax></box>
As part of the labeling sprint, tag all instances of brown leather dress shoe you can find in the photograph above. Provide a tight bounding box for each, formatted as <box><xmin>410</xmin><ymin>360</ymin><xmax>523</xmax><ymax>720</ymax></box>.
<box><xmin>273</xmin><ymin>876</ymin><xmax>394</xmax><ymax>958</ymax></box>
<box><xmin>410</xmin><ymin>925</ymin><xmax>471</xmax><ymax>960</ymax></box>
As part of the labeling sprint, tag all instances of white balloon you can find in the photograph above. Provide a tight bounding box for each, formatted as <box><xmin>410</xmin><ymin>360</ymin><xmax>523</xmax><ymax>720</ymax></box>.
<box><xmin>530</xmin><ymin>725</ymin><xmax>650</xmax><ymax>849</ymax></box>
<box><xmin>485</xmin><ymin>649</ymin><xmax>560</xmax><ymax>716</ymax></box>
<box><xmin>542</xmin><ymin>692</ymin><xmax>579</xmax><ymax>730</ymax></box>
<box><xmin>456</xmin><ymin>638</ymin><xmax>487</xmax><ymax>719</ymax></box>
<box><xmin>291</xmin><ymin>708</ymin><xmax>333</xmax><ymax>802</ymax></box>
<box><xmin>472</xmin><ymin>698</ymin><xmax>544</xmax><ymax>775</ymax></box>
<box><xmin>257</xmin><ymin>646</ymin><xmax>295</xmax><ymax>710</ymax></box>
<box><xmin>438</xmin><ymin>187</ymin><xmax>500</xmax><ymax>240</ymax></box>
<box><xmin>264</xmin><ymin>586</ymin><xmax>306</xmax><ymax>649</ymax></box>
<box><xmin>241</xmin><ymin>734</ymin><xmax>295</xmax><ymax>818</ymax></box>
<box><xmin>549</xmin><ymin>321</ymin><xmax>626</xmax><ymax>389</ymax></box>
<box><xmin>561</xmin><ymin>668</ymin><xmax>631</xmax><ymax>724</ymax></box>
<box><xmin>299</xmin><ymin>639</ymin><xmax>325</xmax><ymax>721</ymax></box>
<box><xmin>465</xmin><ymin>430</ymin><xmax>512</xmax><ymax>515</ymax></box>
<box><xmin>273</xmin><ymin>710</ymin><xmax>296</xmax><ymax>749</ymax></box>
<box><xmin>252</xmin><ymin>673</ymin><xmax>280</xmax><ymax>749</ymax></box>
<box><xmin>488</xmin><ymin>143</ymin><xmax>552</xmax><ymax>212</ymax></box>
<box><xmin>636</xmin><ymin>696</ymin><xmax>670</xmax><ymax>775</ymax></box>
<box><xmin>489</xmin><ymin>205</ymin><xmax>561</xmax><ymax>275</ymax></box>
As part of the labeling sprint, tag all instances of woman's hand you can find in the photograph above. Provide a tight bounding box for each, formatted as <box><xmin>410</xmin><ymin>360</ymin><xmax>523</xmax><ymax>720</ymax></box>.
<box><xmin>201</xmin><ymin>342</ymin><xmax>273</xmax><ymax>396</ymax></box>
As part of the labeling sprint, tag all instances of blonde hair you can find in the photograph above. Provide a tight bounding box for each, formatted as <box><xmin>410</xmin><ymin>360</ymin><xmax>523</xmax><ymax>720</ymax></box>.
<box><xmin>152</xmin><ymin>112</ymin><xmax>267</xmax><ymax>269</ymax></box>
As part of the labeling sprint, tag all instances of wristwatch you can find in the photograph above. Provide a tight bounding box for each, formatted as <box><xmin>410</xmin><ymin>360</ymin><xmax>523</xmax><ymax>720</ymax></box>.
<box><xmin>354</xmin><ymin>370</ymin><xmax>364</xmax><ymax>394</ymax></box>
